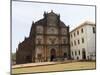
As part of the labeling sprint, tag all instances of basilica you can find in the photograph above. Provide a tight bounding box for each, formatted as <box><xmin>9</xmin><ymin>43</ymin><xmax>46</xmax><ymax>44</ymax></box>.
<box><xmin>16</xmin><ymin>10</ymin><xmax>70</xmax><ymax>64</ymax></box>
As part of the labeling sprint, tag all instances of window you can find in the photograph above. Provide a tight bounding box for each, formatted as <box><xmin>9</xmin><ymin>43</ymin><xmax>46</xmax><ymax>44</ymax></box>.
<box><xmin>63</xmin><ymin>39</ymin><xmax>66</xmax><ymax>44</ymax></box>
<box><xmin>77</xmin><ymin>57</ymin><xmax>79</xmax><ymax>60</ymax></box>
<box><xmin>72</xmin><ymin>51</ymin><xmax>73</xmax><ymax>56</ymax></box>
<box><xmin>74</xmin><ymin>40</ymin><xmax>76</xmax><ymax>45</ymax></box>
<box><xmin>71</xmin><ymin>34</ymin><xmax>73</xmax><ymax>37</ymax></box>
<box><xmin>37</xmin><ymin>38</ymin><xmax>41</xmax><ymax>44</ymax></box>
<box><xmin>78</xmin><ymin>40</ymin><xmax>80</xmax><ymax>44</ymax></box>
<box><xmin>77</xmin><ymin>30</ymin><xmax>79</xmax><ymax>35</ymax></box>
<box><xmin>75</xmin><ymin>51</ymin><xmax>77</xmax><ymax>56</ymax></box>
<box><xmin>37</xmin><ymin>54</ymin><xmax>42</xmax><ymax>62</ymax></box>
<box><xmin>82</xmin><ymin>38</ymin><xmax>84</xmax><ymax>43</ymax></box>
<box><xmin>71</xmin><ymin>34</ymin><xmax>72</xmax><ymax>38</ymax></box>
<box><xmin>37</xmin><ymin>26</ymin><xmax>43</xmax><ymax>33</ymax></box>
<box><xmin>78</xmin><ymin>50</ymin><xmax>80</xmax><ymax>55</ymax></box>
<box><xmin>71</xmin><ymin>42</ymin><xmax>73</xmax><ymax>46</ymax></box>
<box><xmin>51</xmin><ymin>28</ymin><xmax>54</xmax><ymax>31</ymax></box>
<box><xmin>51</xmin><ymin>40</ymin><xmax>54</xmax><ymax>44</ymax></box>
<box><xmin>81</xmin><ymin>28</ymin><xmax>83</xmax><ymax>33</ymax></box>
<box><xmin>93</xmin><ymin>27</ymin><xmax>95</xmax><ymax>33</ymax></box>
<box><xmin>64</xmin><ymin>53</ymin><xmax>67</xmax><ymax>58</ymax></box>
<box><xmin>74</xmin><ymin>32</ymin><xmax>76</xmax><ymax>37</ymax></box>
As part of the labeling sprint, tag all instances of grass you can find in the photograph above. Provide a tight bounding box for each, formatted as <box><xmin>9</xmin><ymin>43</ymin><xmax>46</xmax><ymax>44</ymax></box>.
<box><xmin>12</xmin><ymin>61</ymin><xmax>96</xmax><ymax>74</ymax></box>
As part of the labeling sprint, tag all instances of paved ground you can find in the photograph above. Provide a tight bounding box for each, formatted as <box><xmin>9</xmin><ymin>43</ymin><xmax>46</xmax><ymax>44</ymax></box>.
<box><xmin>12</xmin><ymin>60</ymin><xmax>74</xmax><ymax>68</ymax></box>
<box><xmin>12</xmin><ymin>62</ymin><xmax>57</xmax><ymax>68</ymax></box>
<box><xmin>12</xmin><ymin>61</ymin><xmax>96</xmax><ymax>74</ymax></box>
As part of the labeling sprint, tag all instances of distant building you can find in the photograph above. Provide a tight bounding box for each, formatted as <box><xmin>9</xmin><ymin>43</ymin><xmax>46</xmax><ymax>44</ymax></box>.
<box><xmin>16</xmin><ymin>11</ymin><xmax>70</xmax><ymax>64</ymax></box>
<box><xmin>70</xmin><ymin>21</ymin><xmax>96</xmax><ymax>60</ymax></box>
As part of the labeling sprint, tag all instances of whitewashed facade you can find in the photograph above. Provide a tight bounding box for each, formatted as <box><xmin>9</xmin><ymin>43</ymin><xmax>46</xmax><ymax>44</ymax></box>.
<box><xmin>70</xmin><ymin>21</ymin><xmax>96</xmax><ymax>60</ymax></box>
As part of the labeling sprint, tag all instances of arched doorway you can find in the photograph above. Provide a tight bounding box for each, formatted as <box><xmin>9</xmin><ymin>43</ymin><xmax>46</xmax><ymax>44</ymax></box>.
<box><xmin>63</xmin><ymin>53</ymin><xmax>67</xmax><ymax>58</ymax></box>
<box><xmin>50</xmin><ymin>48</ymin><xmax>56</xmax><ymax>61</ymax></box>
<box><xmin>82</xmin><ymin>49</ymin><xmax>86</xmax><ymax>60</ymax></box>
<box><xmin>25</xmin><ymin>55</ymin><xmax>32</xmax><ymax>63</ymax></box>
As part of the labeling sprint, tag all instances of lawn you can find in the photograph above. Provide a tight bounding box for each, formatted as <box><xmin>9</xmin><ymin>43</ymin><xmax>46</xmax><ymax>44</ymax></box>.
<box><xmin>12</xmin><ymin>61</ymin><xmax>96</xmax><ymax>74</ymax></box>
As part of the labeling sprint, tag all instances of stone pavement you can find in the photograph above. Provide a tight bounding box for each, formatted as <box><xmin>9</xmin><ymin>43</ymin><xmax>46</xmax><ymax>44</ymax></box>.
<box><xmin>12</xmin><ymin>60</ymin><xmax>76</xmax><ymax>69</ymax></box>
<box><xmin>12</xmin><ymin>62</ymin><xmax>58</xmax><ymax>69</ymax></box>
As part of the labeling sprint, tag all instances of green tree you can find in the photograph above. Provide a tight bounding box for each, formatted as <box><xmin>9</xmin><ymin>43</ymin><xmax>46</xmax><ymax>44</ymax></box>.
<box><xmin>12</xmin><ymin>52</ymin><xmax>16</xmax><ymax>61</ymax></box>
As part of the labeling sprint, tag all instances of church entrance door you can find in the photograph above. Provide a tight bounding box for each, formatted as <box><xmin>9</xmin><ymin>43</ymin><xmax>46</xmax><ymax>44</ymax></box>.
<box><xmin>50</xmin><ymin>48</ymin><xmax>56</xmax><ymax>61</ymax></box>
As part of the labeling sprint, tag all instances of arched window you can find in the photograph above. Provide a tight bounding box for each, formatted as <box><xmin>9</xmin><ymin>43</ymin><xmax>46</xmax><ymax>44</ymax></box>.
<box><xmin>64</xmin><ymin>53</ymin><xmax>67</xmax><ymax>58</ymax></box>
<box><xmin>37</xmin><ymin>54</ymin><xmax>42</xmax><ymax>62</ymax></box>
<box><xmin>77</xmin><ymin>56</ymin><xmax>79</xmax><ymax>60</ymax></box>
<box><xmin>93</xmin><ymin>27</ymin><xmax>95</xmax><ymax>33</ymax></box>
<box><xmin>72</xmin><ymin>51</ymin><xmax>73</xmax><ymax>56</ymax></box>
<box><xmin>37</xmin><ymin>38</ymin><xmax>41</xmax><ymax>44</ymax></box>
<box><xmin>81</xmin><ymin>28</ymin><xmax>83</xmax><ymax>33</ymax></box>
<box><xmin>63</xmin><ymin>39</ymin><xmax>66</xmax><ymax>44</ymax></box>
<box><xmin>78</xmin><ymin>50</ymin><xmax>80</xmax><ymax>55</ymax></box>
<box><xmin>75</xmin><ymin>51</ymin><xmax>77</xmax><ymax>56</ymax></box>
<box><xmin>82</xmin><ymin>38</ymin><xmax>84</xmax><ymax>43</ymax></box>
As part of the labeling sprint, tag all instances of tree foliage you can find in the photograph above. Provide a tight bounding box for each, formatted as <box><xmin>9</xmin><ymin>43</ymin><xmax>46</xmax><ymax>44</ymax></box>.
<box><xmin>12</xmin><ymin>52</ymin><xmax>16</xmax><ymax>61</ymax></box>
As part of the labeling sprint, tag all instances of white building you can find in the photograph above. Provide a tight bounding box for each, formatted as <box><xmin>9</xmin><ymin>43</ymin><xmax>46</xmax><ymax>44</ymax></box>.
<box><xmin>70</xmin><ymin>21</ymin><xmax>96</xmax><ymax>60</ymax></box>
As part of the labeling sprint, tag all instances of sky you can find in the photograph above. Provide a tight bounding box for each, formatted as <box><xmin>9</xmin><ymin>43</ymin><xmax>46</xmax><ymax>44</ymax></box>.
<box><xmin>12</xmin><ymin>1</ymin><xmax>95</xmax><ymax>53</ymax></box>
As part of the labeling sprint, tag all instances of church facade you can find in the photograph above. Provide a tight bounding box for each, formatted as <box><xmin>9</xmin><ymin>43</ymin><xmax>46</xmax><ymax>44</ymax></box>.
<box><xmin>16</xmin><ymin>11</ymin><xmax>70</xmax><ymax>64</ymax></box>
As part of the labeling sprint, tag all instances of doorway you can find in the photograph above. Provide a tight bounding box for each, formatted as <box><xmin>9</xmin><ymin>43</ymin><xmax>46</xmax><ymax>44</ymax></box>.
<box><xmin>25</xmin><ymin>55</ymin><xmax>32</xmax><ymax>63</ymax></box>
<box><xmin>82</xmin><ymin>49</ymin><xmax>86</xmax><ymax>60</ymax></box>
<box><xmin>50</xmin><ymin>48</ymin><xmax>56</xmax><ymax>61</ymax></box>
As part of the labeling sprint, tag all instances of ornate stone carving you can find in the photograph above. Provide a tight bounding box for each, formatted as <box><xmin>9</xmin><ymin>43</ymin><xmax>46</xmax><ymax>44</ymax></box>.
<box><xmin>16</xmin><ymin>11</ymin><xmax>70</xmax><ymax>64</ymax></box>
